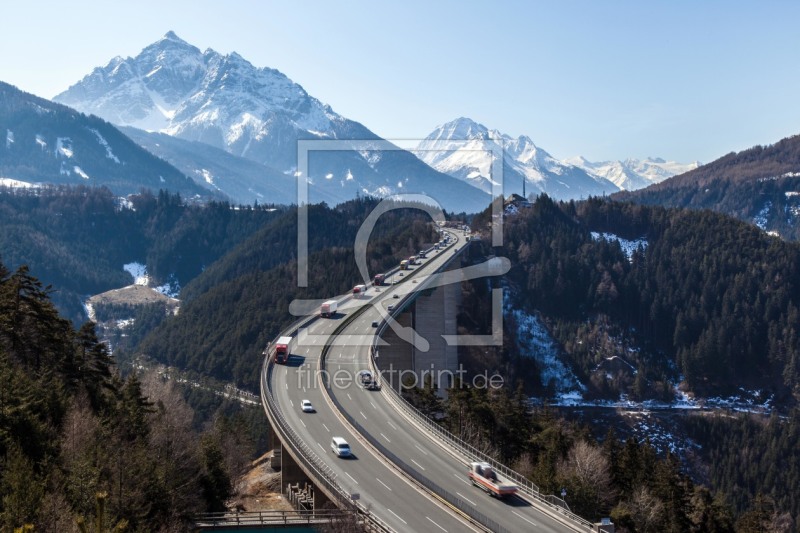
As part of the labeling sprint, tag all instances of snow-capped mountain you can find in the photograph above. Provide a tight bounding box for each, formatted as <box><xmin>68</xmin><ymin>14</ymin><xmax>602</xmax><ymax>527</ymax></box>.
<box><xmin>0</xmin><ymin>81</ymin><xmax>211</xmax><ymax>199</ymax></box>
<box><xmin>55</xmin><ymin>32</ymin><xmax>490</xmax><ymax>212</ymax></box>
<box><xmin>415</xmin><ymin>118</ymin><xmax>619</xmax><ymax>201</ymax></box>
<box><xmin>565</xmin><ymin>156</ymin><xmax>700</xmax><ymax>191</ymax></box>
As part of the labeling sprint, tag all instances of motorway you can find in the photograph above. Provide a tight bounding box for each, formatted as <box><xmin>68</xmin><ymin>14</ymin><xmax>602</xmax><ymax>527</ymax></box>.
<box><xmin>264</xmin><ymin>229</ymin><xmax>587</xmax><ymax>532</ymax></box>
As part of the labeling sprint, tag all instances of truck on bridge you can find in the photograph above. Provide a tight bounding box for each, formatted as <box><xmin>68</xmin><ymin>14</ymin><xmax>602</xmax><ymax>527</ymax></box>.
<box><xmin>275</xmin><ymin>336</ymin><xmax>292</xmax><ymax>364</ymax></box>
<box><xmin>320</xmin><ymin>300</ymin><xmax>338</xmax><ymax>318</ymax></box>
<box><xmin>373</xmin><ymin>273</ymin><xmax>386</xmax><ymax>286</ymax></box>
<box><xmin>468</xmin><ymin>462</ymin><xmax>518</xmax><ymax>498</ymax></box>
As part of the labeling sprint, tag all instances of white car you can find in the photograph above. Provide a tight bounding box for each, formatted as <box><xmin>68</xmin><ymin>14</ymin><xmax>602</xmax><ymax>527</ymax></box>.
<box><xmin>301</xmin><ymin>399</ymin><xmax>314</xmax><ymax>413</ymax></box>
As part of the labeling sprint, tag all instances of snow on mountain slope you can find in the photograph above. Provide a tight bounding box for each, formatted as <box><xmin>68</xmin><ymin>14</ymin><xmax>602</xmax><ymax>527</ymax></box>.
<box><xmin>565</xmin><ymin>156</ymin><xmax>699</xmax><ymax>191</ymax></box>
<box><xmin>55</xmin><ymin>33</ymin><xmax>491</xmax><ymax>212</ymax></box>
<box><xmin>415</xmin><ymin>118</ymin><xmax>619</xmax><ymax>201</ymax></box>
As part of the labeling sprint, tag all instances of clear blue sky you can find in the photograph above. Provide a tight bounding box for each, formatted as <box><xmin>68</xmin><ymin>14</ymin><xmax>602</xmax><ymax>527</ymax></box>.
<box><xmin>2</xmin><ymin>0</ymin><xmax>799</xmax><ymax>163</ymax></box>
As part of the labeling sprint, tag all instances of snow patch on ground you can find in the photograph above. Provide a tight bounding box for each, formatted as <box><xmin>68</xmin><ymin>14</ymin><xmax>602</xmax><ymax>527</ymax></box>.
<box><xmin>154</xmin><ymin>276</ymin><xmax>181</xmax><ymax>298</ymax></box>
<box><xmin>0</xmin><ymin>178</ymin><xmax>37</xmax><ymax>188</ymax></box>
<box><xmin>56</xmin><ymin>137</ymin><xmax>73</xmax><ymax>158</ymax></box>
<box><xmin>548</xmin><ymin>382</ymin><xmax>773</xmax><ymax>415</ymax></box>
<box><xmin>89</xmin><ymin>129</ymin><xmax>121</xmax><ymax>163</ymax></box>
<box><xmin>123</xmin><ymin>262</ymin><xmax>149</xmax><ymax>285</ymax></box>
<box><xmin>83</xmin><ymin>301</ymin><xmax>96</xmax><ymax>322</ymax></box>
<box><xmin>73</xmin><ymin>166</ymin><xmax>90</xmax><ymax>180</ymax></box>
<box><xmin>753</xmin><ymin>202</ymin><xmax>771</xmax><ymax>230</ymax></box>
<box><xmin>507</xmin><ymin>297</ymin><xmax>585</xmax><ymax>396</ymax></box>
<box><xmin>590</xmin><ymin>232</ymin><xmax>647</xmax><ymax>261</ymax></box>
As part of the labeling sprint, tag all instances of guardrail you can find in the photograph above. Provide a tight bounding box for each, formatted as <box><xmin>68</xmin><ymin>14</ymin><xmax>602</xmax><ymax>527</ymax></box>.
<box><xmin>196</xmin><ymin>509</ymin><xmax>359</xmax><ymax>528</ymax></box>
<box><xmin>260</xmin><ymin>327</ymin><xmax>393</xmax><ymax>532</ymax></box>
<box><xmin>369</xmin><ymin>233</ymin><xmax>595</xmax><ymax>531</ymax></box>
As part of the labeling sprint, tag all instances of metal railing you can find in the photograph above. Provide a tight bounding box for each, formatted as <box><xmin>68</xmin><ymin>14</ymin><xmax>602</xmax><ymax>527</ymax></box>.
<box><xmin>196</xmin><ymin>509</ymin><xmax>358</xmax><ymax>527</ymax></box>
<box><xmin>260</xmin><ymin>335</ymin><xmax>392</xmax><ymax>532</ymax></box>
<box><xmin>368</xmin><ymin>233</ymin><xmax>595</xmax><ymax>531</ymax></box>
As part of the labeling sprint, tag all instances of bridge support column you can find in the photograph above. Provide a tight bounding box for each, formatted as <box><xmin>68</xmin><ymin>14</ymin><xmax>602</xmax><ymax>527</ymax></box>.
<box><xmin>267</xmin><ymin>420</ymin><xmax>333</xmax><ymax>510</ymax></box>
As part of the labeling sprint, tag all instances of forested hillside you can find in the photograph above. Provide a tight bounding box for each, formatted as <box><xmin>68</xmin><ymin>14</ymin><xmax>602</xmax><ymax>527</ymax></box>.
<box><xmin>134</xmin><ymin>197</ymin><xmax>440</xmax><ymax>390</ymax></box>
<box><xmin>0</xmin><ymin>262</ymin><xmax>252</xmax><ymax>531</ymax></box>
<box><xmin>615</xmin><ymin>134</ymin><xmax>800</xmax><ymax>240</ymax></box>
<box><xmin>0</xmin><ymin>186</ymin><xmax>283</xmax><ymax>321</ymax></box>
<box><xmin>471</xmin><ymin>196</ymin><xmax>800</xmax><ymax>403</ymax></box>
<box><xmin>0</xmin><ymin>82</ymin><xmax>212</xmax><ymax>200</ymax></box>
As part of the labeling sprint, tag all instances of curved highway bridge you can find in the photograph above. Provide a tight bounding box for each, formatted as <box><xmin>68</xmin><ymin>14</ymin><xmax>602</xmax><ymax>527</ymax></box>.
<box><xmin>260</xmin><ymin>229</ymin><xmax>598</xmax><ymax>533</ymax></box>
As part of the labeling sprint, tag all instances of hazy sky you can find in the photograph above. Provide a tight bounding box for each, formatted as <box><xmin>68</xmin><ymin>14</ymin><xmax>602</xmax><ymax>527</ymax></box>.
<box><xmin>3</xmin><ymin>0</ymin><xmax>799</xmax><ymax>163</ymax></box>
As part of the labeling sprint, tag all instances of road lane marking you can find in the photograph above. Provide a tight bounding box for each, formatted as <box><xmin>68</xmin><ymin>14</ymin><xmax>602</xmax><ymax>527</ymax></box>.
<box><xmin>370</xmin><ymin>401</ymin><xmax>377</xmax><ymax>409</ymax></box>
<box><xmin>347</xmin><ymin>393</ymin><xmax>352</xmax><ymax>400</ymax></box>
<box><xmin>376</xmin><ymin>478</ymin><xmax>392</xmax><ymax>491</ymax></box>
<box><xmin>299</xmin><ymin>419</ymin><xmax>306</xmax><ymax>428</ymax></box>
<box><xmin>387</xmin><ymin>421</ymin><xmax>398</xmax><ymax>431</ymax></box>
<box><xmin>285</xmin><ymin>383</ymin><xmax>288</xmax><ymax>389</ymax></box>
<box><xmin>454</xmin><ymin>473</ymin><xmax>470</xmax><ymax>485</ymax></box>
<box><xmin>411</xmin><ymin>459</ymin><xmax>426</xmax><ymax>471</ymax></box>
<box><xmin>305</xmin><ymin>348</ymin><xmax>309</xmax><ymax>354</ymax></box>
<box><xmin>317</xmin><ymin>442</ymin><xmax>325</xmax><ymax>452</ymax></box>
<box><xmin>512</xmin><ymin>511</ymin><xmax>538</xmax><ymax>527</ymax></box>
<box><xmin>456</xmin><ymin>492</ymin><xmax>476</xmax><ymax>506</ymax></box>
<box><xmin>289</xmin><ymin>400</ymin><xmax>294</xmax><ymax>407</ymax></box>
<box><xmin>387</xmin><ymin>509</ymin><xmax>407</xmax><ymax>525</ymax></box>
<box><xmin>380</xmin><ymin>433</ymin><xmax>391</xmax><ymax>442</ymax></box>
<box><xmin>414</xmin><ymin>444</ymin><xmax>428</xmax><ymax>455</ymax></box>
<box><xmin>345</xmin><ymin>472</ymin><xmax>359</xmax><ymax>484</ymax></box>
<box><xmin>322</xmin><ymin>423</ymin><xmax>330</xmax><ymax>432</ymax></box>
<box><xmin>426</xmin><ymin>516</ymin><xmax>448</xmax><ymax>532</ymax></box>
<box><xmin>360</xmin><ymin>411</ymin><xmax>367</xmax><ymax>420</ymax></box>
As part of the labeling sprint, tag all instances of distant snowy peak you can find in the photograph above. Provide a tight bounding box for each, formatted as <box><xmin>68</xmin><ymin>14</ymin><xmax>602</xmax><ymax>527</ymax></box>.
<box><xmin>415</xmin><ymin>117</ymin><xmax>618</xmax><ymax>200</ymax></box>
<box><xmin>566</xmin><ymin>156</ymin><xmax>700</xmax><ymax>191</ymax></box>
<box><xmin>54</xmin><ymin>31</ymin><xmax>341</xmax><ymax>166</ymax></box>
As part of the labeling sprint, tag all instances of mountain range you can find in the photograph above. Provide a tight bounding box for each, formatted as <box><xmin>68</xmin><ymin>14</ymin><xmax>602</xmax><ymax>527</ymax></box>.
<box><xmin>53</xmin><ymin>32</ymin><xmax>491</xmax><ymax>212</ymax></box>
<box><xmin>50</xmin><ymin>32</ymin><xmax>695</xmax><ymax>210</ymax></box>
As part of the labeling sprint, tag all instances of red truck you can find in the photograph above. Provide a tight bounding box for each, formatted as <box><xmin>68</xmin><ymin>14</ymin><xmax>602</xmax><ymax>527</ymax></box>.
<box><xmin>373</xmin><ymin>274</ymin><xmax>385</xmax><ymax>286</ymax></box>
<box><xmin>275</xmin><ymin>336</ymin><xmax>292</xmax><ymax>364</ymax></box>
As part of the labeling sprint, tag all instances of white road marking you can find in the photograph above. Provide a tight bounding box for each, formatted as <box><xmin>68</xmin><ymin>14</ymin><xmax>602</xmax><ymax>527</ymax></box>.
<box><xmin>345</xmin><ymin>472</ymin><xmax>359</xmax><ymax>484</ymax></box>
<box><xmin>289</xmin><ymin>400</ymin><xmax>294</xmax><ymax>407</ymax></box>
<box><xmin>322</xmin><ymin>423</ymin><xmax>330</xmax><ymax>432</ymax></box>
<box><xmin>347</xmin><ymin>393</ymin><xmax>352</xmax><ymax>401</ymax></box>
<box><xmin>387</xmin><ymin>421</ymin><xmax>398</xmax><ymax>431</ymax></box>
<box><xmin>380</xmin><ymin>433</ymin><xmax>391</xmax><ymax>442</ymax></box>
<box><xmin>426</xmin><ymin>516</ymin><xmax>448</xmax><ymax>532</ymax></box>
<box><xmin>317</xmin><ymin>442</ymin><xmax>325</xmax><ymax>452</ymax></box>
<box><xmin>305</xmin><ymin>348</ymin><xmax>309</xmax><ymax>354</ymax></box>
<box><xmin>285</xmin><ymin>383</ymin><xmax>288</xmax><ymax>389</ymax></box>
<box><xmin>376</xmin><ymin>478</ymin><xmax>392</xmax><ymax>491</ymax></box>
<box><xmin>411</xmin><ymin>459</ymin><xmax>426</xmax><ymax>471</ymax></box>
<box><xmin>454</xmin><ymin>473</ymin><xmax>470</xmax><ymax>485</ymax></box>
<box><xmin>299</xmin><ymin>419</ymin><xmax>306</xmax><ymax>428</ymax></box>
<box><xmin>360</xmin><ymin>411</ymin><xmax>367</xmax><ymax>420</ymax></box>
<box><xmin>414</xmin><ymin>444</ymin><xmax>428</xmax><ymax>455</ymax></box>
<box><xmin>512</xmin><ymin>511</ymin><xmax>538</xmax><ymax>527</ymax></box>
<box><xmin>370</xmin><ymin>401</ymin><xmax>377</xmax><ymax>409</ymax></box>
<box><xmin>387</xmin><ymin>509</ymin><xmax>407</xmax><ymax>525</ymax></box>
<box><xmin>456</xmin><ymin>492</ymin><xmax>476</xmax><ymax>506</ymax></box>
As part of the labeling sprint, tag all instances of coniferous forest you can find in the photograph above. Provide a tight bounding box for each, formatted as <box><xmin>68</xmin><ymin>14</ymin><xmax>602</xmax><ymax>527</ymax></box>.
<box><xmin>2</xmin><ymin>186</ymin><xmax>800</xmax><ymax>531</ymax></box>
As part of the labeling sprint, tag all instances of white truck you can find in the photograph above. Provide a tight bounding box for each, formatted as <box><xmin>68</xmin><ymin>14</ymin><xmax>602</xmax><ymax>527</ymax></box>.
<box><xmin>468</xmin><ymin>462</ymin><xmax>518</xmax><ymax>498</ymax></box>
<box><xmin>320</xmin><ymin>299</ymin><xmax>338</xmax><ymax>318</ymax></box>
